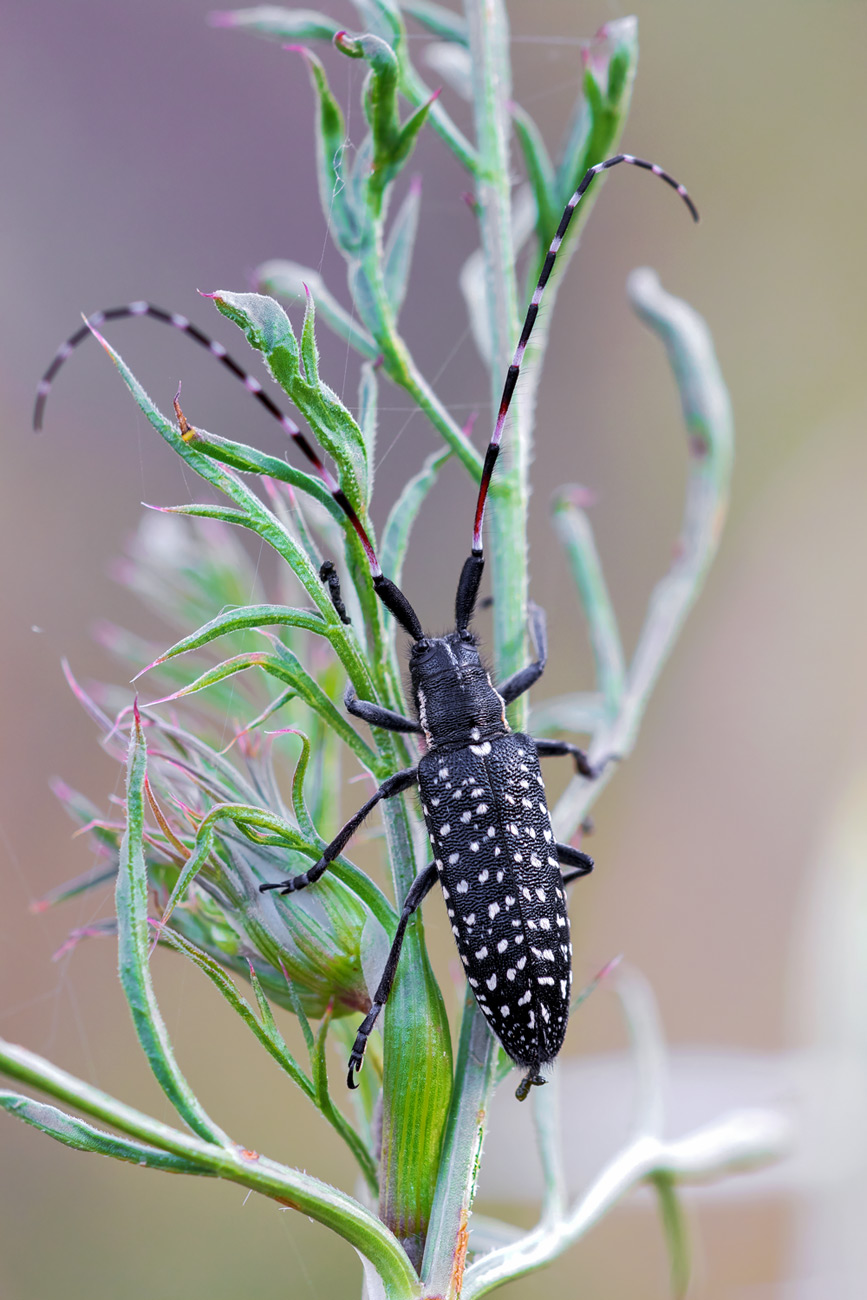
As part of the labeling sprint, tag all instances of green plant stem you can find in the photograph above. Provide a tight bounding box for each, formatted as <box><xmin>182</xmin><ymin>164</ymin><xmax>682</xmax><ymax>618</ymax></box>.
<box><xmin>422</xmin><ymin>2</ymin><xmax>526</xmax><ymax>1292</ymax></box>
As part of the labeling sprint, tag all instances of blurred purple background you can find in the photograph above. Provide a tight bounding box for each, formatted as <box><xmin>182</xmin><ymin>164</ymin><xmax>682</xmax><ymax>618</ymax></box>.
<box><xmin>3</xmin><ymin>1</ymin><xmax>867</xmax><ymax>1296</ymax></box>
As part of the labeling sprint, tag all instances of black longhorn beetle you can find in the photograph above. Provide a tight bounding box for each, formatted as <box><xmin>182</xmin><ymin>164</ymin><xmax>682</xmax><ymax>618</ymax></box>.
<box><xmin>36</xmin><ymin>154</ymin><xmax>698</xmax><ymax>1100</ymax></box>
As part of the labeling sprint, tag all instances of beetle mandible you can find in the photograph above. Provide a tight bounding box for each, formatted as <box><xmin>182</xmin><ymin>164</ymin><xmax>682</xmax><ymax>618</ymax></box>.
<box><xmin>35</xmin><ymin>154</ymin><xmax>697</xmax><ymax>1099</ymax></box>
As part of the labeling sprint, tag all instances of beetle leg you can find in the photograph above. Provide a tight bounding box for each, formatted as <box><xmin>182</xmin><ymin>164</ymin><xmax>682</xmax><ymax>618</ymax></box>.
<box><xmin>556</xmin><ymin>841</ymin><xmax>594</xmax><ymax>885</ymax></box>
<box><xmin>259</xmin><ymin>767</ymin><xmax>419</xmax><ymax>895</ymax></box>
<box><xmin>347</xmin><ymin>862</ymin><xmax>439</xmax><ymax>1088</ymax></box>
<box><xmin>343</xmin><ymin>684</ymin><xmax>423</xmax><ymax>735</ymax></box>
<box><xmin>496</xmin><ymin>602</ymin><xmax>547</xmax><ymax>705</ymax></box>
<box><xmin>535</xmin><ymin>737</ymin><xmax>613</xmax><ymax>779</ymax></box>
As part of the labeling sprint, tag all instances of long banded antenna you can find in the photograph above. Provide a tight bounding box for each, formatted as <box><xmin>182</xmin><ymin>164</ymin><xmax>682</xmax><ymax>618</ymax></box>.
<box><xmin>470</xmin><ymin>153</ymin><xmax>698</xmax><ymax>559</ymax></box>
<box><xmin>34</xmin><ymin>301</ymin><xmax>426</xmax><ymax>639</ymax></box>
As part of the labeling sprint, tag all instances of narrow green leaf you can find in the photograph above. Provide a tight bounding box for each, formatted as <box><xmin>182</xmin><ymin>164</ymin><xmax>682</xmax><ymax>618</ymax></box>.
<box><xmin>353</xmin><ymin>0</ymin><xmax>402</xmax><ymax>45</ymax></box>
<box><xmin>117</xmin><ymin>706</ymin><xmax>230</xmax><ymax>1145</ymax></box>
<box><xmin>383</xmin><ymin>178</ymin><xmax>422</xmax><ymax>315</ymax></box>
<box><xmin>357</xmin><ymin>32</ymin><xmax>402</xmax><ymax>157</ymax></box>
<box><xmin>311</xmin><ymin>1001</ymin><xmax>333</xmax><ymax>1106</ymax></box>
<box><xmin>390</xmin><ymin>92</ymin><xmax>439</xmax><ymax>178</ymax></box>
<box><xmin>147</xmin><ymin>649</ymin><xmax>379</xmax><ymax>772</ymax></box>
<box><xmin>181</xmin><ymin>426</ymin><xmax>342</xmax><ymax>520</ymax></box>
<box><xmin>283</xmin><ymin>728</ymin><xmax>318</xmax><ymax>840</ymax></box>
<box><xmin>209</xmin><ymin>7</ymin><xmax>340</xmax><ymax>42</ymax></box>
<box><xmin>0</xmin><ymin>1093</ymin><xmax>210</xmax><ymax>1174</ymax></box>
<box><xmin>255</xmin><ymin>260</ymin><xmax>378</xmax><ymax>358</ymax></box>
<box><xmin>403</xmin><ymin>0</ymin><xmax>467</xmax><ymax>43</ymax></box>
<box><xmin>551</xmin><ymin>490</ymin><xmax>626</xmax><ymax>718</ymax></box>
<box><xmin>554</xmin><ymin>16</ymin><xmax>638</xmax><ymax>207</ymax></box>
<box><xmin>290</xmin><ymin>46</ymin><xmax>361</xmax><ymax>250</ymax></box>
<box><xmin>141</xmin><ymin>604</ymin><xmax>330</xmax><ymax>675</ymax></box>
<box><xmin>272</xmin><ymin>965</ymin><xmax>316</xmax><ymax>1057</ymax></box>
<box><xmin>380</xmin><ymin>446</ymin><xmax>450</xmax><ymax>589</ymax></box>
<box><xmin>300</xmin><ymin>285</ymin><xmax>320</xmax><ymax>385</ymax></box>
<box><xmin>210</xmin><ymin>290</ymin><xmax>370</xmax><ymax>505</ymax></box>
<box><xmin>159</xmin><ymin>801</ymin><xmax>321</xmax><ymax>926</ymax></box>
<box><xmin>511</xmin><ymin>102</ymin><xmax>557</xmax><ymax>251</ymax></box>
<box><xmin>358</xmin><ymin>362</ymin><xmax>379</xmax><ymax>484</ymax></box>
<box><xmin>154</xmin><ymin>923</ymin><xmax>315</xmax><ymax>1102</ymax></box>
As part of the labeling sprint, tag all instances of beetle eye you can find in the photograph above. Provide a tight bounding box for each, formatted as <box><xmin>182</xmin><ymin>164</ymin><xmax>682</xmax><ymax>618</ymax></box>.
<box><xmin>460</xmin><ymin>629</ymin><xmax>475</xmax><ymax>644</ymax></box>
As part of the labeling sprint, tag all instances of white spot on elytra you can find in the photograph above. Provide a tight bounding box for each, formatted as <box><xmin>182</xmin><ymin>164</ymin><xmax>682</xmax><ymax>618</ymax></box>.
<box><xmin>440</xmin><ymin>824</ymin><xmax>451</xmax><ymax>837</ymax></box>
<box><xmin>456</xmin><ymin>880</ymin><xmax>469</xmax><ymax>894</ymax></box>
<box><xmin>470</xmin><ymin>842</ymin><xmax>479</xmax><ymax>852</ymax></box>
<box><xmin>540</xmin><ymin>918</ymin><xmax>551</xmax><ymax>930</ymax></box>
<box><xmin>486</xmin><ymin>974</ymin><xmax>497</xmax><ymax>990</ymax></box>
<box><xmin>497</xmin><ymin>939</ymin><xmax>508</xmax><ymax>953</ymax></box>
<box><xmin>536</xmin><ymin>887</ymin><xmax>546</xmax><ymax>901</ymax></box>
<box><xmin>461</xmin><ymin>811</ymin><xmax>472</xmax><ymax>823</ymax></box>
<box><xmin>449</xmin><ymin>853</ymin><xmax>459</xmax><ymax>865</ymax></box>
<box><xmin>507</xmin><ymin>968</ymin><xmax>516</xmax><ymax>980</ymax></box>
<box><xmin>488</xmin><ymin>901</ymin><xmax>500</xmax><ymax>919</ymax></box>
<box><xmin>517</xmin><ymin>956</ymin><xmax>527</xmax><ymax>970</ymax></box>
<box><xmin>470</xmin><ymin>741</ymin><xmax>491</xmax><ymax>756</ymax></box>
<box><xmin>475</xmin><ymin>946</ymin><xmax>488</xmax><ymax>959</ymax></box>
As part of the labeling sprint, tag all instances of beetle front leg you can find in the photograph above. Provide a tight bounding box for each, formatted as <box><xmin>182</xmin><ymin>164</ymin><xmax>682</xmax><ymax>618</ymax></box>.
<box><xmin>259</xmin><ymin>767</ymin><xmax>419</xmax><ymax>895</ymax></box>
<box><xmin>343</xmin><ymin>684</ymin><xmax>423</xmax><ymax>736</ymax></box>
<box><xmin>347</xmin><ymin>862</ymin><xmax>439</xmax><ymax>1088</ymax></box>
<box><xmin>496</xmin><ymin>602</ymin><xmax>547</xmax><ymax>705</ymax></box>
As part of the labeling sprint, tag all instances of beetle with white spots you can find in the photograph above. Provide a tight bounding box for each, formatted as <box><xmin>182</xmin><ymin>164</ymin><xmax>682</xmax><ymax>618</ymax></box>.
<box><xmin>35</xmin><ymin>153</ymin><xmax>696</xmax><ymax>1100</ymax></box>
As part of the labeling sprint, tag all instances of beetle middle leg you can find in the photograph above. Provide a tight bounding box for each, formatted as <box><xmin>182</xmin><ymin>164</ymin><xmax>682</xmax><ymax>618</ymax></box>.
<box><xmin>347</xmin><ymin>861</ymin><xmax>439</xmax><ymax>1088</ymax></box>
<box><xmin>556</xmin><ymin>841</ymin><xmax>594</xmax><ymax>885</ymax></box>
<box><xmin>260</xmin><ymin>767</ymin><xmax>419</xmax><ymax>895</ymax></box>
